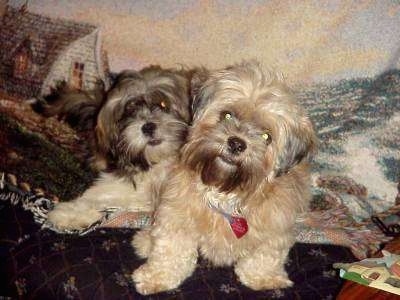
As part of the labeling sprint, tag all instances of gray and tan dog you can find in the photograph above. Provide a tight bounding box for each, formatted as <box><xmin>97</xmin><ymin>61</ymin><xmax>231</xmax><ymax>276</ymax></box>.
<box><xmin>41</xmin><ymin>66</ymin><xmax>193</xmax><ymax>230</ymax></box>
<box><xmin>132</xmin><ymin>61</ymin><xmax>317</xmax><ymax>294</ymax></box>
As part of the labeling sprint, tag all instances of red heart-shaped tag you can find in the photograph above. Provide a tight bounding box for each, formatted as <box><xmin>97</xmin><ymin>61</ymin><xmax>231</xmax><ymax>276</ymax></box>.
<box><xmin>229</xmin><ymin>216</ymin><xmax>248</xmax><ymax>238</ymax></box>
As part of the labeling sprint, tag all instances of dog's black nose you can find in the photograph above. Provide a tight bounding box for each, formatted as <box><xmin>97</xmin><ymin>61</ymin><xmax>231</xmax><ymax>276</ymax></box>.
<box><xmin>141</xmin><ymin>122</ymin><xmax>156</xmax><ymax>136</ymax></box>
<box><xmin>227</xmin><ymin>136</ymin><xmax>247</xmax><ymax>154</ymax></box>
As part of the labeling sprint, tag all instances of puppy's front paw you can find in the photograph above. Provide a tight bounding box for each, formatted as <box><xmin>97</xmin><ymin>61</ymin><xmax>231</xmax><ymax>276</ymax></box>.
<box><xmin>131</xmin><ymin>230</ymin><xmax>152</xmax><ymax>259</ymax></box>
<box><xmin>47</xmin><ymin>203</ymin><xmax>102</xmax><ymax>230</ymax></box>
<box><xmin>132</xmin><ymin>263</ymin><xmax>178</xmax><ymax>295</ymax></box>
<box><xmin>235</xmin><ymin>266</ymin><xmax>293</xmax><ymax>290</ymax></box>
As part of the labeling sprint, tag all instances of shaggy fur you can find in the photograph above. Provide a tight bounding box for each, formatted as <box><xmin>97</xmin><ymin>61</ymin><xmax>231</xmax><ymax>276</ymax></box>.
<box><xmin>131</xmin><ymin>61</ymin><xmax>317</xmax><ymax>294</ymax></box>
<box><xmin>45</xmin><ymin>66</ymin><xmax>192</xmax><ymax>230</ymax></box>
<box><xmin>34</xmin><ymin>79</ymin><xmax>106</xmax><ymax>131</ymax></box>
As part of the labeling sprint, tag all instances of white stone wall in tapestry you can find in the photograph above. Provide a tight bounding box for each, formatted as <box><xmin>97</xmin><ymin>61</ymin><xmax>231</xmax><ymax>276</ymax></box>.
<box><xmin>41</xmin><ymin>31</ymin><xmax>103</xmax><ymax>96</ymax></box>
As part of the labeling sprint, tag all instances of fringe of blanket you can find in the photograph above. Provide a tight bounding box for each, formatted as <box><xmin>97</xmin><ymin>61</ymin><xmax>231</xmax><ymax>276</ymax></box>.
<box><xmin>0</xmin><ymin>172</ymin><xmax>393</xmax><ymax>259</ymax></box>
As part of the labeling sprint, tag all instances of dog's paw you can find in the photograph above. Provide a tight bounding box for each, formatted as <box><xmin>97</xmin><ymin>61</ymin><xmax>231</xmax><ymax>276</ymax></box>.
<box><xmin>47</xmin><ymin>203</ymin><xmax>102</xmax><ymax>230</ymax></box>
<box><xmin>131</xmin><ymin>230</ymin><xmax>152</xmax><ymax>259</ymax></box>
<box><xmin>132</xmin><ymin>263</ymin><xmax>179</xmax><ymax>295</ymax></box>
<box><xmin>235</xmin><ymin>266</ymin><xmax>293</xmax><ymax>290</ymax></box>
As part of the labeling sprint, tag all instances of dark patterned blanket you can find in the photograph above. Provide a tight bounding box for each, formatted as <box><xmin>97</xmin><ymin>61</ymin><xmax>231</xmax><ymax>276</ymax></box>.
<box><xmin>0</xmin><ymin>180</ymin><xmax>355</xmax><ymax>299</ymax></box>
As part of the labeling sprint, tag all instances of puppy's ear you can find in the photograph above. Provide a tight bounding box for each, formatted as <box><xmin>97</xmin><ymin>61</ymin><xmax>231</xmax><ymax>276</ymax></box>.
<box><xmin>273</xmin><ymin>118</ymin><xmax>317</xmax><ymax>178</ymax></box>
<box><xmin>189</xmin><ymin>67</ymin><xmax>210</xmax><ymax>122</ymax></box>
<box><xmin>95</xmin><ymin>102</ymin><xmax>119</xmax><ymax>158</ymax></box>
<box><xmin>190</xmin><ymin>67</ymin><xmax>209</xmax><ymax>99</ymax></box>
<box><xmin>93</xmin><ymin>114</ymin><xmax>116</xmax><ymax>172</ymax></box>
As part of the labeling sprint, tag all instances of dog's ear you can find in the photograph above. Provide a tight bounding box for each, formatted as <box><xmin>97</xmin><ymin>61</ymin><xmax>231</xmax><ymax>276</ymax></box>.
<box><xmin>189</xmin><ymin>67</ymin><xmax>210</xmax><ymax>122</ymax></box>
<box><xmin>95</xmin><ymin>90</ymin><xmax>124</xmax><ymax>158</ymax></box>
<box><xmin>95</xmin><ymin>100</ymin><xmax>119</xmax><ymax>161</ymax></box>
<box><xmin>273</xmin><ymin>117</ymin><xmax>317</xmax><ymax>178</ymax></box>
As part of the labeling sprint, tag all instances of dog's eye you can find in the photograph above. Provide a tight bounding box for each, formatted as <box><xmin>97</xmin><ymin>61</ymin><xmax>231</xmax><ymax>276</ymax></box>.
<box><xmin>261</xmin><ymin>132</ymin><xmax>272</xmax><ymax>143</ymax></box>
<box><xmin>221</xmin><ymin>111</ymin><xmax>233</xmax><ymax>121</ymax></box>
<box><xmin>125</xmin><ymin>100</ymin><xmax>141</xmax><ymax>114</ymax></box>
<box><xmin>158</xmin><ymin>100</ymin><xmax>169</xmax><ymax>111</ymax></box>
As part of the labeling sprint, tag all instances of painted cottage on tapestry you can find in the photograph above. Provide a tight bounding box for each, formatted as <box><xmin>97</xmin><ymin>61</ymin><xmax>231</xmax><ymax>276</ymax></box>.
<box><xmin>0</xmin><ymin>6</ymin><xmax>110</xmax><ymax>98</ymax></box>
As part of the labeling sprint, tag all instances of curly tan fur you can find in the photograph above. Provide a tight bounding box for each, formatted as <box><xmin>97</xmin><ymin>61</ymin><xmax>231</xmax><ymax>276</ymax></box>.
<box><xmin>131</xmin><ymin>61</ymin><xmax>317</xmax><ymax>294</ymax></box>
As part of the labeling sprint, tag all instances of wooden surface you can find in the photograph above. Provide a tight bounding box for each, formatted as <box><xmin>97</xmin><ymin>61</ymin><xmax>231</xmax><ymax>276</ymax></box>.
<box><xmin>337</xmin><ymin>237</ymin><xmax>400</xmax><ymax>300</ymax></box>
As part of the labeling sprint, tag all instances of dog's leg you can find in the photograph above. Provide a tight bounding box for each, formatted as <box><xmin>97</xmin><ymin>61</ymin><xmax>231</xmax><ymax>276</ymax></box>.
<box><xmin>234</xmin><ymin>238</ymin><xmax>293</xmax><ymax>290</ymax></box>
<box><xmin>131</xmin><ymin>229</ymin><xmax>152</xmax><ymax>259</ymax></box>
<box><xmin>46</xmin><ymin>179</ymin><xmax>110</xmax><ymax>230</ymax></box>
<box><xmin>132</xmin><ymin>226</ymin><xmax>198</xmax><ymax>295</ymax></box>
<box><xmin>47</xmin><ymin>199</ymin><xmax>102</xmax><ymax>230</ymax></box>
<box><xmin>47</xmin><ymin>172</ymin><xmax>149</xmax><ymax>230</ymax></box>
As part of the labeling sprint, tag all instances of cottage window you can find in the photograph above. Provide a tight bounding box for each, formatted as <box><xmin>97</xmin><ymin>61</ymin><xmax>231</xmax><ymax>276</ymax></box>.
<box><xmin>71</xmin><ymin>62</ymin><xmax>85</xmax><ymax>89</ymax></box>
<box><xmin>14</xmin><ymin>51</ymin><xmax>29</xmax><ymax>78</ymax></box>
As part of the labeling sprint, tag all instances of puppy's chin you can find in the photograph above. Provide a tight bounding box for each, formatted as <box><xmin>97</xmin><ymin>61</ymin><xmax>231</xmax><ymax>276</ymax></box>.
<box><xmin>143</xmin><ymin>139</ymin><xmax>180</xmax><ymax>165</ymax></box>
<box><xmin>199</xmin><ymin>156</ymin><xmax>252</xmax><ymax>193</ymax></box>
<box><xmin>215</xmin><ymin>156</ymin><xmax>238</xmax><ymax>171</ymax></box>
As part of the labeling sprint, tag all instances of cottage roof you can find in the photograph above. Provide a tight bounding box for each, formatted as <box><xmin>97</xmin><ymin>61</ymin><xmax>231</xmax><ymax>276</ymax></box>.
<box><xmin>0</xmin><ymin>6</ymin><xmax>97</xmax><ymax>85</ymax></box>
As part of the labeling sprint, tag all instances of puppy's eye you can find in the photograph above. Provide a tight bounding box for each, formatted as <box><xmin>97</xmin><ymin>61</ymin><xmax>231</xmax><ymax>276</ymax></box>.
<box><xmin>158</xmin><ymin>100</ymin><xmax>169</xmax><ymax>111</ymax></box>
<box><xmin>261</xmin><ymin>132</ymin><xmax>272</xmax><ymax>143</ymax></box>
<box><xmin>125</xmin><ymin>99</ymin><xmax>143</xmax><ymax>114</ymax></box>
<box><xmin>221</xmin><ymin>111</ymin><xmax>233</xmax><ymax>121</ymax></box>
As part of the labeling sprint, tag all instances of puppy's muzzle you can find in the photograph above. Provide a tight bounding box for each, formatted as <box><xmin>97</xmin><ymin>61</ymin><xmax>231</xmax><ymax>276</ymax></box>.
<box><xmin>227</xmin><ymin>136</ymin><xmax>247</xmax><ymax>155</ymax></box>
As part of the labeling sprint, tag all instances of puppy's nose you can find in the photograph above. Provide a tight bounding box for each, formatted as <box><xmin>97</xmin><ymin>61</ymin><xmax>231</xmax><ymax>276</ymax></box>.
<box><xmin>227</xmin><ymin>136</ymin><xmax>247</xmax><ymax>154</ymax></box>
<box><xmin>141</xmin><ymin>122</ymin><xmax>156</xmax><ymax>137</ymax></box>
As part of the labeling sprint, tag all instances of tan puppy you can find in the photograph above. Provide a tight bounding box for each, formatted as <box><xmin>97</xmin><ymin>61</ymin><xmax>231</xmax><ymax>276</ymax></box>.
<box><xmin>131</xmin><ymin>61</ymin><xmax>317</xmax><ymax>295</ymax></box>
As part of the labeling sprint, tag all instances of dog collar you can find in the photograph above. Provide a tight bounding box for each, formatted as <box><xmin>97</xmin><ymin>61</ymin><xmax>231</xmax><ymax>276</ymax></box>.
<box><xmin>205</xmin><ymin>190</ymin><xmax>248</xmax><ymax>239</ymax></box>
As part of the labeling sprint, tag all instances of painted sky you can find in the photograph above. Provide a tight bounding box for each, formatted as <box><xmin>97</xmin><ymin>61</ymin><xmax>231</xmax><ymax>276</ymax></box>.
<box><xmin>9</xmin><ymin>0</ymin><xmax>400</xmax><ymax>84</ymax></box>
